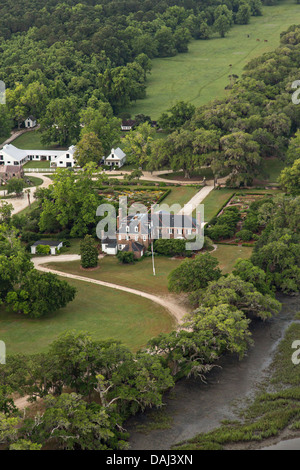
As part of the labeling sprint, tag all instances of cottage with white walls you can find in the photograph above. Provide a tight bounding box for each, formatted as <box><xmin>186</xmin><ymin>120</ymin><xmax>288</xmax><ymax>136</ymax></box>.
<box><xmin>31</xmin><ymin>240</ymin><xmax>63</xmax><ymax>255</ymax></box>
<box><xmin>0</xmin><ymin>144</ymin><xmax>76</xmax><ymax>168</ymax></box>
<box><xmin>24</xmin><ymin>116</ymin><xmax>37</xmax><ymax>128</ymax></box>
<box><xmin>101</xmin><ymin>237</ymin><xmax>118</xmax><ymax>255</ymax></box>
<box><xmin>105</xmin><ymin>148</ymin><xmax>126</xmax><ymax>168</ymax></box>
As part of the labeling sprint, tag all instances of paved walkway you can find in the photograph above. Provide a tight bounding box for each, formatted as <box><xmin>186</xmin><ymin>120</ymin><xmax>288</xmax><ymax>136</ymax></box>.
<box><xmin>0</xmin><ymin>173</ymin><xmax>52</xmax><ymax>215</ymax></box>
<box><xmin>177</xmin><ymin>185</ymin><xmax>214</xmax><ymax>216</ymax></box>
<box><xmin>33</xmin><ymin>255</ymin><xmax>188</xmax><ymax>325</ymax></box>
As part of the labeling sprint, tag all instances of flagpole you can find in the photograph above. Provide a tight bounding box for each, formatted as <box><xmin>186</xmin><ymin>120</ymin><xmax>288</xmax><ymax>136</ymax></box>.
<box><xmin>151</xmin><ymin>241</ymin><xmax>156</xmax><ymax>276</ymax></box>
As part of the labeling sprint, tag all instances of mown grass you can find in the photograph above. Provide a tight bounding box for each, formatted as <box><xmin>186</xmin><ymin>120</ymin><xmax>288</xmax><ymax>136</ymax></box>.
<box><xmin>0</xmin><ymin>277</ymin><xmax>175</xmax><ymax>355</ymax></box>
<box><xmin>172</xmin><ymin>323</ymin><xmax>300</xmax><ymax>450</ymax></box>
<box><xmin>127</xmin><ymin>0</ymin><xmax>300</xmax><ymax>119</ymax></box>
<box><xmin>161</xmin><ymin>186</ymin><xmax>201</xmax><ymax>212</ymax></box>
<box><xmin>202</xmin><ymin>189</ymin><xmax>235</xmax><ymax>222</ymax></box>
<box><xmin>13</xmin><ymin>131</ymin><xmax>64</xmax><ymax>151</ymax></box>
<box><xmin>213</xmin><ymin>245</ymin><xmax>253</xmax><ymax>273</ymax></box>
<box><xmin>23</xmin><ymin>161</ymin><xmax>51</xmax><ymax>168</ymax></box>
<box><xmin>45</xmin><ymin>256</ymin><xmax>183</xmax><ymax>296</ymax></box>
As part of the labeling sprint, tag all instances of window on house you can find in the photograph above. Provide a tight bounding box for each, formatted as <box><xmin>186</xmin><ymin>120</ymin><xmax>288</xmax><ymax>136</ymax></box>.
<box><xmin>135</xmin><ymin>235</ymin><xmax>138</xmax><ymax>241</ymax></box>
<box><xmin>177</xmin><ymin>229</ymin><xmax>182</xmax><ymax>235</ymax></box>
<box><xmin>143</xmin><ymin>236</ymin><xmax>147</xmax><ymax>241</ymax></box>
<box><xmin>134</xmin><ymin>226</ymin><xmax>138</xmax><ymax>232</ymax></box>
<box><xmin>169</xmin><ymin>228</ymin><xmax>173</xmax><ymax>234</ymax></box>
<box><xmin>126</xmin><ymin>226</ymin><xmax>129</xmax><ymax>233</ymax></box>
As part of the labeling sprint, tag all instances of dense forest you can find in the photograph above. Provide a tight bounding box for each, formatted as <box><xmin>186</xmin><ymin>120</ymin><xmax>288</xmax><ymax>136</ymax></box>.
<box><xmin>0</xmin><ymin>0</ymin><xmax>267</xmax><ymax>140</ymax></box>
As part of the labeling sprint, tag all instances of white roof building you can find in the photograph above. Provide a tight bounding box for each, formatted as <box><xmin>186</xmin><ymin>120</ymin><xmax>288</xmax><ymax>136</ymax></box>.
<box><xmin>0</xmin><ymin>144</ymin><xmax>76</xmax><ymax>168</ymax></box>
<box><xmin>105</xmin><ymin>147</ymin><xmax>126</xmax><ymax>168</ymax></box>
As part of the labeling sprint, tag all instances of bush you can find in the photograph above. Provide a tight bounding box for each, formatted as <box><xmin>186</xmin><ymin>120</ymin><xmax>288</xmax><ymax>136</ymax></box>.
<box><xmin>117</xmin><ymin>251</ymin><xmax>135</xmax><ymax>264</ymax></box>
<box><xmin>237</xmin><ymin>229</ymin><xmax>253</xmax><ymax>241</ymax></box>
<box><xmin>36</xmin><ymin>244</ymin><xmax>50</xmax><ymax>255</ymax></box>
<box><xmin>153</xmin><ymin>239</ymin><xmax>187</xmax><ymax>257</ymax></box>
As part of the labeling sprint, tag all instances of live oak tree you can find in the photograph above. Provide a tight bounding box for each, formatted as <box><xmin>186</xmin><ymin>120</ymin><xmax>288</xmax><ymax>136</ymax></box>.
<box><xmin>168</xmin><ymin>253</ymin><xmax>222</xmax><ymax>293</ymax></box>
<box><xmin>6</xmin><ymin>270</ymin><xmax>77</xmax><ymax>318</ymax></box>
<box><xmin>220</xmin><ymin>131</ymin><xmax>261</xmax><ymax>186</ymax></box>
<box><xmin>279</xmin><ymin>158</ymin><xmax>300</xmax><ymax>195</ymax></box>
<box><xmin>122</xmin><ymin>122</ymin><xmax>155</xmax><ymax>169</ymax></box>
<box><xmin>74</xmin><ymin>132</ymin><xmax>104</xmax><ymax>167</ymax></box>
<box><xmin>199</xmin><ymin>274</ymin><xmax>281</xmax><ymax>320</ymax></box>
<box><xmin>38</xmin><ymin>166</ymin><xmax>105</xmax><ymax>237</ymax></box>
<box><xmin>80</xmin><ymin>104</ymin><xmax>121</xmax><ymax>155</ymax></box>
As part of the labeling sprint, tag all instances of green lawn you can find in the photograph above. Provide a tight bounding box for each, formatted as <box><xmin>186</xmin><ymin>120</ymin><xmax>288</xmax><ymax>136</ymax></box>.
<box><xmin>255</xmin><ymin>158</ymin><xmax>286</xmax><ymax>184</ymax></box>
<box><xmin>213</xmin><ymin>244</ymin><xmax>253</xmax><ymax>273</ymax></box>
<box><xmin>126</xmin><ymin>0</ymin><xmax>300</xmax><ymax>119</ymax></box>
<box><xmin>202</xmin><ymin>189</ymin><xmax>235</xmax><ymax>222</ymax></box>
<box><xmin>159</xmin><ymin>168</ymin><xmax>215</xmax><ymax>181</ymax></box>
<box><xmin>162</xmin><ymin>186</ymin><xmax>201</xmax><ymax>212</ymax></box>
<box><xmin>23</xmin><ymin>161</ymin><xmax>50</xmax><ymax>169</ymax></box>
<box><xmin>0</xmin><ymin>277</ymin><xmax>175</xmax><ymax>355</ymax></box>
<box><xmin>24</xmin><ymin>176</ymin><xmax>44</xmax><ymax>187</ymax></box>
<box><xmin>13</xmin><ymin>131</ymin><xmax>65</xmax><ymax>151</ymax></box>
<box><xmin>46</xmin><ymin>256</ymin><xmax>183</xmax><ymax>296</ymax></box>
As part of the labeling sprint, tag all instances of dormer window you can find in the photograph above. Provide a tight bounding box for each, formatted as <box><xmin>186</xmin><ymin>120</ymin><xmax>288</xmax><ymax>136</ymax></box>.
<box><xmin>126</xmin><ymin>226</ymin><xmax>129</xmax><ymax>233</ymax></box>
<box><xmin>134</xmin><ymin>226</ymin><xmax>138</xmax><ymax>232</ymax></box>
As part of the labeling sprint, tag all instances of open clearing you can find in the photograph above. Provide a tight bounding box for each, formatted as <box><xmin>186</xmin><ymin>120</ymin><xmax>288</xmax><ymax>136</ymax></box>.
<box><xmin>0</xmin><ymin>277</ymin><xmax>175</xmax><ymax>355</ymax></box>
<box><xmin>13</xmin><ymin>131</ymin><xmax>65</xmax><ymax>151</ymax></box>
<box><xmin>127</xmin><ymin>0</ymin><xmax>299</xmax><ymax>119</ymax></box>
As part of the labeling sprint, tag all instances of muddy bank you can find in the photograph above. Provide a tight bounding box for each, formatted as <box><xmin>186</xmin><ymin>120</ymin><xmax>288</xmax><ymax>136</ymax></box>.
<box><xmin>126</xmin><ymin>295</ymin><xmax>300</xmax><ymax>450</ymax></box>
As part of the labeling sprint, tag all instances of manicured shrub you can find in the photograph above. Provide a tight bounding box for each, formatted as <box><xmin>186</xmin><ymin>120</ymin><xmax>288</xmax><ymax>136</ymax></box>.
<box><xmin>117</xmin><ymin>251</ymin><xmax>135</xmax><ymax>264</ymax></box>
<box><xmin>80</xmin><ymin>235</ymin><xmax>98</xmax><ymax>268</ymax></box>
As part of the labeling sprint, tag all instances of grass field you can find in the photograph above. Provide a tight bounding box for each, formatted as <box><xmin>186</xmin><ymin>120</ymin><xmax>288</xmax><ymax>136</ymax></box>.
<box><xmin>255</xmin><ymin>158</ymin><xmax>286</xmax><ymax>184</ymax></box>
<box><xmin>202</xmin><ymin>189</ymin><xmax>235</xmax><ymax>222</ymax></box>
<box><xmin>213</xmin><ymin>245</ymin><xmax>253</xmax><ymax>273</ymax></box>
<box><xmin>13</xmin><ymin>131</ymin><xmax>65</xmax><ymax>151</ymax></box>
<box><xmin>127</xmin><ymin>0</ymin><xmax>300</xmax><ymax>119</ymax></box>
<box><xmin>46</xmin><ymin>256</ymin><xmax>183</xmax><ymax>296</ymax></box>
<box><xmin>23</xmin><ymin>160</ymin><xmax>51</xmax><ymax>168</ymax></box>
<box><xmin>161</xmin><ymin>186</ymin><xmax>201</xmax><ymax>211</ymax></box>
<box><xmin>0</xmin><ymin>277</ymin><xmax>175</xmax><ymax>355</ymax></box>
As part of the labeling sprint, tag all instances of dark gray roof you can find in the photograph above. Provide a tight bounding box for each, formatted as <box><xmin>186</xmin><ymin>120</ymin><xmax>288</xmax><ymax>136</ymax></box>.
<box><xmin>32</xmin><ymin>240</ymin><xmax>62</xmax><ymax>247</ymax></box>
<box><xmin>102</xmin><ymin>237</ymin><xmax>117</xmax><ymax>248</ymax></box>
<box><xmin>122</xmin><ymin>241</ymin><xmax>144</xmax><ymax>253</ymax></box>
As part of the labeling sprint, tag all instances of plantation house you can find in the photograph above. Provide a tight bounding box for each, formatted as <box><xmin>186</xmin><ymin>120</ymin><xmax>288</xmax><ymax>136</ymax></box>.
<box><xmin>0</xmin><ymin>144</ymin><xmax>76</xmax><ymax>168</ymax></box>
<box><xmin>101</xmin><ymin>209</ymin><xmax>199</xmax><ymax>259</ymax></box>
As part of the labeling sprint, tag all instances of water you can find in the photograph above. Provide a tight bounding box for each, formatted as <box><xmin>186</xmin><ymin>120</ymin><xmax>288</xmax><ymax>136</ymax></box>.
<box><xmin>126</xmin><ymin>295</ymin><xmax>300</xmax><ymax>450</ymax></box>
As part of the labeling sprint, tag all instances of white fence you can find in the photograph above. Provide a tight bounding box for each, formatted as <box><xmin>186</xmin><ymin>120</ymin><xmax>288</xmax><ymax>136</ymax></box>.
<box><xmin>24</xmin><ymin>168</ymin><xmax>56</xmax><ymax>173</ymax></box>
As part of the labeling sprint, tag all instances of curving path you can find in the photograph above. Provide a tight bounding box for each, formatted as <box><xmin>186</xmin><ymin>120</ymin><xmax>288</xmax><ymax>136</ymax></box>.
<box><xmin>33</xmin><ymin>255</ymin><xmax>188</xmax><ymax>325</ymax></box>
<box><xmin>0</xmin><ymin>173</ymin><xmax>53</xmax><ymax>215</ymax></box>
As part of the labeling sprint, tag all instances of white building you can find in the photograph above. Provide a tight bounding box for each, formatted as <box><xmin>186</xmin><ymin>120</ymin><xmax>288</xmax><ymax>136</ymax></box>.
<box><xmin>105</xmin><ymin>147</ymin><xmax>126</xmax><ymax>168</ymax></box>
<box><xmin>0</xmin><ymin>144</ymin><xmax>76</xmax><ymax>168</ymax></box>
<box><xmin>31</xmin><ymin>240</ymin><xmax>63</xmax><ymax>255</ymax></box>
<box><xmin>101</xmin><ymin>237</ymin><xmax>118</xmax><ymax>255</ymax></box>
<box><xmin>24</xmin><ymin>116</ymin><xmax>37</xmax><ymax>128</ymax></box>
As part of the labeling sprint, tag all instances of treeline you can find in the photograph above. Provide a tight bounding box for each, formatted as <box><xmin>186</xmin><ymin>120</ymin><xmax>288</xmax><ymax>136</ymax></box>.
<box><xmin>0</xmin><ymin>0</ymin><xmax>265</xmax><ymax>139</ymax></box>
